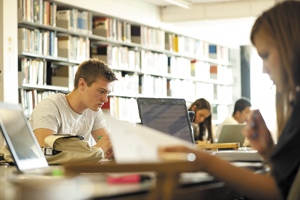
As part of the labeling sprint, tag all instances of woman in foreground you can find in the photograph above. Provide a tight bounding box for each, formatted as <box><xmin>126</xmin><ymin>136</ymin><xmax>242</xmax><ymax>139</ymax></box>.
<box><xmin>160</xmin><ymin>1</ymin><xmax>300</xmax><ymax>199</ymax></box>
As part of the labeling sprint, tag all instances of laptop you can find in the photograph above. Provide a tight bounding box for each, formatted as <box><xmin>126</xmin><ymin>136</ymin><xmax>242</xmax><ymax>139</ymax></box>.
<box><xmin>137</xmin><ymin>98</ymin><xmax>195</xmax><ymax>144</ymax></box>
<box><xmin>217</xmin><ymin>124</ymin><xmax>246</xmax><ymax>147</ymax></box>
<box><xmin>0</xmin><ymin>102</ymin><xmax>49</xmax><ymax>172</ymax></box>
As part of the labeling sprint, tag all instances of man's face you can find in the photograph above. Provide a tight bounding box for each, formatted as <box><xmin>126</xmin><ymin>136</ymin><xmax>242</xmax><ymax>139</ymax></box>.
<box><xmin>237</xmin><ymin>106</ymin><xmax>251</xmax><ymax>123</ymax></box>
<box><xmin>83</xmin><ymin>78</ymin><xmax>113</xmax><ymax>112</ymax></box>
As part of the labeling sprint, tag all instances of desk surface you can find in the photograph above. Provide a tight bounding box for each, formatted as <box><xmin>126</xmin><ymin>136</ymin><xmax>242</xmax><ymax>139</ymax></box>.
<box><xmin>0</xmin><ymin>162</ymin><xmax>262</xmax><ymax>200</ymax></box>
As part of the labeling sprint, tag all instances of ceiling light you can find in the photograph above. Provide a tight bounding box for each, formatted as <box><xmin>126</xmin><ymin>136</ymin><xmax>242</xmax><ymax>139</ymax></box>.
<box><xmin>163</xmin><ymin>0</ymin><xmax>192</xmax><ymax>9</ymax></box>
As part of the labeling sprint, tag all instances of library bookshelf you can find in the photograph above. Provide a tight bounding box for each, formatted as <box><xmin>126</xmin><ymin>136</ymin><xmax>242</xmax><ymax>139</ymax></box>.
<box><xmin>17</xmin><ymin>0</ymin><xmax>240</xmax><ymax>125</ymax></box>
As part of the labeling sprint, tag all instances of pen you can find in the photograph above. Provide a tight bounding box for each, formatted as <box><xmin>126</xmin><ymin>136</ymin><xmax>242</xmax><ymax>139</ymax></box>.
<box><xmin>250</xmin><ymin>110</ymin><xmax>258</xmax><ymax>139</ymax></box>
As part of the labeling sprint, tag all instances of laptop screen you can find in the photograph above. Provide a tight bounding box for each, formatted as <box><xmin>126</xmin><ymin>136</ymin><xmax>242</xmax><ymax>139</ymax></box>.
<box><xmin>0</xmin><ymin>102</ymin><xmax>48</xmax><ymax>171</ymax></box>
<box><xmin>217</xmin><ymin>124</ymin><xmax>246</xmax><ymax>146</ymax></box>
<box><xmin>137</xmin><ymin>98</ymin><xmax>194</xmax><ymax>144</ymax></box>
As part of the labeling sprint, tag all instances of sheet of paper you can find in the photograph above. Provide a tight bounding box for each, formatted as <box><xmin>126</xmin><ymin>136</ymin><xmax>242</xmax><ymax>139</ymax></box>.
<box><xmin>104</xmin><ymin>114</ymin><xmax>195</xmax><ymax>163</ymax></box>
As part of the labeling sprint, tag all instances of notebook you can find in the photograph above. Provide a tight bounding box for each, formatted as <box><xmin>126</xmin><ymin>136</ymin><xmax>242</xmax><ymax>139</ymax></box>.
<box><xmin>0</xmin><ymin>102</ymin><xmax>49</xmax><ymax>172</ymax></box>
<box><xmin>137</xmin><ymin>98</ymin><xmax>195</xmax><ymax>144</ymax></box>
<box><xmin>217</xmin><ymin>124</ymin><xmax>246</xmax><ymax>147</ymax></box>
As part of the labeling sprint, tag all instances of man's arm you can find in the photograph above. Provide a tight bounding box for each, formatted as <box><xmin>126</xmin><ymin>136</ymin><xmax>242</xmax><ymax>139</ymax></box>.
<box><xmin>91</xmin><ymin>127</ymin><xmax>113</xmax><ymax>156</ymax></box>
<box><xmin>34</xmin><ymin>128</ymin><xmax>56</xmax><ymax>147</ymax></box>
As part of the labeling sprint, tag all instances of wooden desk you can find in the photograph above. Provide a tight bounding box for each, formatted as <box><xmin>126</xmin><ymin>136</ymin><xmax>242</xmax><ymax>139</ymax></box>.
<box><xmin>0</xmin><ymin>161</ymin><xmax>255</xmax><ymax>200</ymax></box>
<box><xmin>64</xmin><ymin>161</ymin><xmax>244</xmax><ymax>200</ymax></box>
<box><xmin>197</xmin><ymin>143</ymin><xmax>240</xmax><ymax>151</ymax></box>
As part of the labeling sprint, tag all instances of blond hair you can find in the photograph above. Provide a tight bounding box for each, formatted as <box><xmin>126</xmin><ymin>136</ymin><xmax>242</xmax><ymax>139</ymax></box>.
<box><xmin>250</xmin><ymin>0</ymin><xmax>300</xmax><ymax>135</ymax></box>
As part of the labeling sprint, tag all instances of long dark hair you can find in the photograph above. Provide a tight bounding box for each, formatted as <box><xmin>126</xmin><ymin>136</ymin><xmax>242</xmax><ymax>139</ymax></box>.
<box><xmin>188</xmin><ymin>98</ymin><xmax>213</xmax><ymax>143</ymax></box>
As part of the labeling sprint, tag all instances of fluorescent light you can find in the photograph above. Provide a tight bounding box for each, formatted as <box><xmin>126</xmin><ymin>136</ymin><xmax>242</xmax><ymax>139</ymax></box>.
<box><xmin>163</xmin><ymin>0</ymin><xmax>192</xmax><ymax>9</ymax></box>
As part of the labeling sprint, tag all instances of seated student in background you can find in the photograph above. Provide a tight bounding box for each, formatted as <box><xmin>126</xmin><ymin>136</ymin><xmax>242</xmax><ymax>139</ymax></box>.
<box><xmin>29</xmin><ymin>59</ymin><xmax>118</xmax><ymax>159</ymax></box>
<box><xmin>215</xmin><ymin>97</ymin><xmax>251</xmax><ymax>140</ymax></box>
<box><xmin>188</xmin><ymin>98</ymin><xmax>213</xmax><ymax>144</ymax></box>
<box><xmin>160</xmin><ymin>1</ymin><xmax>300</xmax><ymax>199</ymax></box>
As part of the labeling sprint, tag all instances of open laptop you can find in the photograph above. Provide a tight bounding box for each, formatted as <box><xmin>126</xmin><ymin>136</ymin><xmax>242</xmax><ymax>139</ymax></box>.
<box><xmin>137</xmin><ymin>98</ymin><xmax>195</xmax><ymax>144</ymax></box>
<box><xmin>0</xmin><ymin>102</ymin><xmax>49</xmax><ymax>172</ymax></box>
<box><xmin>217</xmin><ymin>124</ymin><xmax>246</xmax><ymax>147</ymax></box>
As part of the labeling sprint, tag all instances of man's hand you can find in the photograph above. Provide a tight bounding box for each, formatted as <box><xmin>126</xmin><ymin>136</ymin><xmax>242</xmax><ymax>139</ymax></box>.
<box><xmin>92</xmin><ymin>128</ymin><xmax>114</xmax><ymax>159</ymax></box>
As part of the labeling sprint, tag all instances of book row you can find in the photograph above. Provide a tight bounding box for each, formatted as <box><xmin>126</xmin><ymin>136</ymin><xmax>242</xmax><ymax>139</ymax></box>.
<box><xmin>18</xmin><ymin>58</ymin><xmax>233</xmax><ymax>98</ymax></box>
<box><xmin>18</xmin><ymin>1</ymin><xmax>230</xmax><ymax>62</ymax></box>
<box><xmin>18</xmin><ymin>28</ymin><xmax>57</xmax><ymax>56</ymax></box>
<box><xmin>18</xmin><ymin>86</ymin><xmax>232</xmax><ymax>124</ymax></box>
<box><xmin>103</xmin><ymin>97</ymin><xmax>140</xmax><ymax>123</ymax></box>
<box><xmin>19</xmin><ymin>58</ymin><xmax>47</xmax><ymax>85</ymax></box>
<box><xmin>19</xmin><ymin>88</ymin><xmax>56</xmax><ymax>116</ymax></box>
<box><xmin>102</xmin><ymin>96</ymin><xmax>231</xmax><ymax>125</ymax></box>
<box><xmin>91</xmin><ymin>45</ymin><xmax>140</xmax><ymax>71</ymax></box>
<box><xmin>18</xmin><ymin>27</ymin><xmax>90</xmax><ymax>61</ymax></box>
<box><xmin>18</xmin><ymin>0</ymin><xmax>57</xmax><ymax>26</ymax></box>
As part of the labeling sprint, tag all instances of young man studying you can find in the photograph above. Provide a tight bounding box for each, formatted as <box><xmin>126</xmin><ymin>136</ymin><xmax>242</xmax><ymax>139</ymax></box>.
<box><xmin>29</xmin><ymin>59</ymin><xmax>117</xmax><ymax>158</ymax></box>
<box><xmin>215</xmin><ymin>98</ymin><xmax>251</xmax><ymax>140</ymax></box>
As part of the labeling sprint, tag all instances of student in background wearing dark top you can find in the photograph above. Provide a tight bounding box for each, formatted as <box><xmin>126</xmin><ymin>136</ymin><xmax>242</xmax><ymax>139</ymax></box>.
<box><xmin>160</xmin><ymin>1</ymin><xmax>300</xmax><ymax>199</ymax></box>
<box><xmin>188</xmin><ymin>98</ymin><xmax>213</xmax><ymax>144</ymax></box>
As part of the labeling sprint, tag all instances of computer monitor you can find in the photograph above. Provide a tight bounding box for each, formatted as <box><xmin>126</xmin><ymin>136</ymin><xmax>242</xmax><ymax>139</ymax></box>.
<box><xmin>137</xmin><ymin>98</ymin><xmax>195</xmax><ymax>144</ymax></box>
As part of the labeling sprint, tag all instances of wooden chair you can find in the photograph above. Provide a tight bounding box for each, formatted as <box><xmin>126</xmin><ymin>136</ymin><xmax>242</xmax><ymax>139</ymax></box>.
<box><xmin>196</xmin><ymin>142</ymin><xmax>240</xmax><ymax>151</ymax></box>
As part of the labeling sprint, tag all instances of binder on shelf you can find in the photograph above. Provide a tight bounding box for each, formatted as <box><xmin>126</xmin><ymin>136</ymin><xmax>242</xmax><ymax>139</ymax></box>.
<box><xmin>51</xmin><ymin>65</ymin><xmax>77</xmax><ymax>90</ymax></box>
<box><xmin>57</xmin><ymin>36</ymin><xmax>89</xmax><ymax>61</ymax></box>
<box><xmin>56</xmin><ymin>10</ymin><xmax>71</xmax><ymax>30</ymax></box>
<box><xmin>165</xmin><ymin>32</ymin><xmax>174</xmax><ymax>52</ymax></box>
<box><xmin>93</xmin><ymin>17</ymin><xmax>109</xmax><ymax>37</ymax></box>
<box><xmin>174</xmin><ymin>35</ymin><xmax>179</xmax><ymax>53</ymax></box>
<box><xmin>91</xmin><ymin>45</ymin><xmax>112</xmax><ymax>65</ymax></box>
<box><xmin>131</xmin><ymin>25</ymin><xmax>141</xmax><ymax>44</ymax></box>
<box><xmin>210</xmin><ymin>65</ymin><xmax>218</xmax><ymax>80</ymax></box>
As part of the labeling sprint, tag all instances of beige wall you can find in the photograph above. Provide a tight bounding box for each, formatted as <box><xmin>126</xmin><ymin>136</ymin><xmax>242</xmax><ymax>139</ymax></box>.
<box><xmin>0</xmin><ymin>0</ymin><xmax>18</xmax><ymax>146</ymax></box>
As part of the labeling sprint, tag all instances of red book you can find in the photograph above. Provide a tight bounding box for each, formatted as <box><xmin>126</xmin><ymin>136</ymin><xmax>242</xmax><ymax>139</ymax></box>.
<box><xmin>102</xmin><ymin>96</ymin><xmax>110</xmax><ymax>109</ymax></box>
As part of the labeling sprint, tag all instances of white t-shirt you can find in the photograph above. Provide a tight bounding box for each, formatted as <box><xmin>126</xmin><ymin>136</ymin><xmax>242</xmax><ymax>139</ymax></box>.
<box><xmin>215</xmin><ymin>116</ymin><xmax>238</xmax><ymax>140</ymax></box>
<box><xmin>29</xmin><ymin>93</ymin><xmax>107</xmax><ymax>142</ymax></box>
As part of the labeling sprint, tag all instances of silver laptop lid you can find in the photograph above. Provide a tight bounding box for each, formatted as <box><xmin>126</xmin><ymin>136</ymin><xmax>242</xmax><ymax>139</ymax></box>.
<box><xmin>0</xmin><ymin>102</ymin><xmax>48</xmax><ymax>171</ymax></box>
<box><xmin>137</xmin><ymin>98</ymin><xmax>195</xmax><ymax>144</ymax></box>
<box><xmin>217</xmin><ymin>124</ymin><xmax>246</xmax><ymax>146</ymax></box>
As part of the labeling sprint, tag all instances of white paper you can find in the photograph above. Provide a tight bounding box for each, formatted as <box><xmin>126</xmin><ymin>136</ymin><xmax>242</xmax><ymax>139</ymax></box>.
<box><xmin>104</xmin><ymin>114</ymin><xmax>196</xmax><ymax>163</ymax></box>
